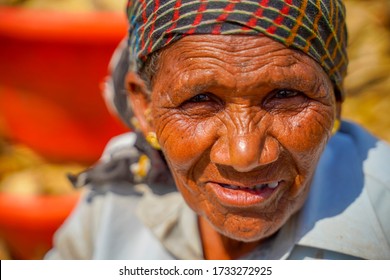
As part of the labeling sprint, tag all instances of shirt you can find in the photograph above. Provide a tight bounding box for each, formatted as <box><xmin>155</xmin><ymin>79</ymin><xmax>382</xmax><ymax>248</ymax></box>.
<box><xmin>45</xmin><ymin>121</ymin><xmax>390</xmax><ymax>260</ymax></box>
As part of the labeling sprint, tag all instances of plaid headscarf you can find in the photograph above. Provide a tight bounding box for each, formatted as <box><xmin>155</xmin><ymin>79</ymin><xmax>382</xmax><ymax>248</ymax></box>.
<box><xmin>127</xmin><ymin>0</ymin><xmax>348</xmax><ymax>100</ymax></box>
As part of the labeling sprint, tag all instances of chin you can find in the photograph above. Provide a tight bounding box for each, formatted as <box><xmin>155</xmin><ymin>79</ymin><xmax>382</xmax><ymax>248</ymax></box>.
<box><xmin>201</xmin><ymin>207</ymin><xmax>287</xmax><ymax>242</ymax></box>
<box><xmin>228</xmin><ymin>219</ymin><xmax>284</xmax><ymax>242</ymax></box>
<box><xmin>202</xmin><ymin>193</ymin><xmax>307</xmax><ymax>243</ymax></box>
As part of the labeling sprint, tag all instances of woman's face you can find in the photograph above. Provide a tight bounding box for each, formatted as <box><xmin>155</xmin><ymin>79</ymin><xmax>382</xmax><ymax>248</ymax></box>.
<box><xmin>149</xmin><ymin>35</ymin><xmax>336</xmax><ymax>242</ymax></box>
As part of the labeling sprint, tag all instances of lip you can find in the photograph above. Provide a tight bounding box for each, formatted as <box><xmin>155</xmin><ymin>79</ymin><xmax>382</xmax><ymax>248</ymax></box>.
<box><xmin>206</xmin><ymin>181</ymin><xmax>283</xmax><ymax>208</ymax></box>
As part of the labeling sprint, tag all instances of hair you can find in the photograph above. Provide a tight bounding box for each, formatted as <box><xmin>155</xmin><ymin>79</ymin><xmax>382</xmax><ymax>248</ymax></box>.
<box><xmin>138</xmin><ymin>51</ymin><xmax>162</xmax><ymax>93</ymax></box>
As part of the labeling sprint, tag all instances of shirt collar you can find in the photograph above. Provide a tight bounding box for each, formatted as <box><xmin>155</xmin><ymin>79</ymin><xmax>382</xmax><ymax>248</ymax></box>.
<box><xmin>135</xmin><ymin>122</ymin><xmax>390</xmax><ymax>260</ymax></box>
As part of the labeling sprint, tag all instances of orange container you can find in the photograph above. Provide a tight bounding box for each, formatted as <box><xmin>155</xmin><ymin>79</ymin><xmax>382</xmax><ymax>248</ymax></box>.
<box><xmin>0</xmin><ymin>193</ymin><xmax>80</xmax><ymax>259</ymax></box>
<box><xmin>0</xmin><ymin>7</ymin><xmax>128</xmax><ymax>164</ymax></box>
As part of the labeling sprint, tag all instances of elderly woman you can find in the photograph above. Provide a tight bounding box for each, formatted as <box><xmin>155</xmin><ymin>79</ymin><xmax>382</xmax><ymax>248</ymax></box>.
<box><xmin>47</xmin><ymin>0</ymin><xmax>390</xmax><ymax>260</ymax></box>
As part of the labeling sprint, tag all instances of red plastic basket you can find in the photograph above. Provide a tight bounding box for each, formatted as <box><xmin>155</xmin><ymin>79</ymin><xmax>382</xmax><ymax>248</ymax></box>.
<box><xmin>0</xmin><ymin>7</ymin><xmax>128</xmax><ymax>164</ymax></box>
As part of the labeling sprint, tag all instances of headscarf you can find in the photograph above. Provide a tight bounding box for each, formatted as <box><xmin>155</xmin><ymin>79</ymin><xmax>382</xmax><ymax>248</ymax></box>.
<box><xmin>72</xmin><ymin>0</ymin><xmax>349</xmax><ymax>195</ymax></box>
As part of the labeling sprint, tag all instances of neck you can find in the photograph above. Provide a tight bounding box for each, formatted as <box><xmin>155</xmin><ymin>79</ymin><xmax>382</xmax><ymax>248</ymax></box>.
<box><xmin>198</xmin><ymin>216</ymin><xmax>262</xmax><ymax>260</ymax></box>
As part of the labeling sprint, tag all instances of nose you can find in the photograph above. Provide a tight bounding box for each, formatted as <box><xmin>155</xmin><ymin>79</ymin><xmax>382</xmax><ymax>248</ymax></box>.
<box><xmin>210</xmin><ymin>131</ymin><xmax>280</xmax><ymax>173</ymax></box>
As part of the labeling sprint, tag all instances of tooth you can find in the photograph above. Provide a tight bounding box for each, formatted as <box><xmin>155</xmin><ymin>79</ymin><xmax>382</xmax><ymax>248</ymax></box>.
<box><xmin>255</xmin><ymin>184</ymin><xmax>266</xmax><ymax>190</ymax></box>
<box><xmin>268</xmin><ymin>182</ymin><xmax>279</xmax><ymax>189</ymax></box>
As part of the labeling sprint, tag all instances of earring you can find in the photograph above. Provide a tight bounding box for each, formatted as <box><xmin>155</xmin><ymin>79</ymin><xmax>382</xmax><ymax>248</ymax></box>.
<box><xmin>146</xmin><ymin>132</ymin><xmax>161</xmax><ymax>150</ymax></box>
<box><xmin>332</xmin><ymin>119</ymin><xmax>340</xmax><ymax>135</ymax></box>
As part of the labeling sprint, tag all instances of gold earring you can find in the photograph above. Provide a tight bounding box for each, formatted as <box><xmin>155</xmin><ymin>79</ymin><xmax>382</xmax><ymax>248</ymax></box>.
<box><xmin>146</xmin><ymin>132</ymin><xmax>161</xmax><ymax>150</ymax></box>
<box><xmin>332</xmin><ymin>119</ymin><xmax>340</xmax><ymax>135</ymax></box>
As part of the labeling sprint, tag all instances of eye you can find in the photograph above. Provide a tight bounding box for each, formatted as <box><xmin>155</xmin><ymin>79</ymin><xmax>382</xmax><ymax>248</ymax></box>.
<box><xmin>179</xmin><ymin>92</ymin><xmax>222</xmax><ymax>117</ymax></box>
<box><xmin>274</xmin><ymin>89</ymin><xmax>301</xmax><ymax>98</ymax></box>
<box><xmin>188</xmin><ymin>93</ymin><xmax>212</xmax><ymax>103</ymax></box>
<box><xmin>263</xmin><ymin>88</ymin><xmax>308</xmax><ymax>112</ymax></box>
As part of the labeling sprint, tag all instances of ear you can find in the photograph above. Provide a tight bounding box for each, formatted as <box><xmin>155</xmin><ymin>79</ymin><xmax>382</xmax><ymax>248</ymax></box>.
<box><xmin>125</xmin><ymin>71</ymin><xmax>154</xmax><ymax>136</ymax></box>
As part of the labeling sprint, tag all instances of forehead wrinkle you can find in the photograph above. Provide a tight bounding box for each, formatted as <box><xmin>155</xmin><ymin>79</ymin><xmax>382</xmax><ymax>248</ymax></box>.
<box><xmin>168</xmin><ymin>35</ymin><xmax>293</xmax><ymax>63</ymax></box>
<box><xmin>161</xmin><ymin>55</ymin><xmax>269</xmax><ymax>96</ymax></box>
<box><xmin>172</xmin><ymin>45</ymin><xmax>277</xmax><ymax>74</ymax></box>
<box><xmin>169</xmin><ymin>61</ymin><xmax>239</xmax><ymax>95</ymax></box>
<box><xmin>157</xmin><ymin>35</ymin><xmax>329</xmax><ymax>98</ymax></box>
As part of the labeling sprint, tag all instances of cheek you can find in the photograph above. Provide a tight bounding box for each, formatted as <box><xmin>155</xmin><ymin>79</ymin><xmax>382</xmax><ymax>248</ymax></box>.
<box><xmin>154</xmin><ymin>111</ymin><xmax>218</xmax><ymax>171</ymax></box>
<box><xmin>154</xmin><ymin>112</ymin><xmax>225</xmax><ymax>214</ymax></box>
<box><xmin>273</xmin><ymin>104</ymin><xmax>334</xmax><ymax>186</ymax></box>
<box><xmin>278</xmin><ymin>104</ymin><xmax>332</xmax><ymax>147</ymax></box>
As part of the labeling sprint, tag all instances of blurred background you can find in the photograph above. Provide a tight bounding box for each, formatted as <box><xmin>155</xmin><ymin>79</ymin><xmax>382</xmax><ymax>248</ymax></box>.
<box><xmin>0</xmin><ymin>0</ymin><xmax>128</xmax><ymax>260</ymax></box>
<box><xmin>0</xmin><ymin>0</ymin><xmax>389</xmax><ymax>260</ymax></box>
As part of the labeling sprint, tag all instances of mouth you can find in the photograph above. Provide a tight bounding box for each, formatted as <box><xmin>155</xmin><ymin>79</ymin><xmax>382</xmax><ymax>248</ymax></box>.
<box><xmin>207</xmin><ymin>180</ymin><xmax>283</xmax><ymax>208</ymax></box>
<box><xmin>220</xmin><ymin>181</ymin><xmax>279</xmax><ymax>191</ymax></box>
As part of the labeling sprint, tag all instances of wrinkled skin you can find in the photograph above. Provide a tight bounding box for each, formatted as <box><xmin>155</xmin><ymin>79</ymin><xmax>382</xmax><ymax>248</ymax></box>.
<box><xmin>128</xmin><ymin>35</ymin><xmax>337</xmax><ymax>259</ymax></box>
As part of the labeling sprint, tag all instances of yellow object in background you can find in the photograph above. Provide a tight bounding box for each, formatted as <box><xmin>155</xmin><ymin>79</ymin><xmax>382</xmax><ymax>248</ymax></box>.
<box><xmin>343</xmin><ymin>0</ymin><xmax>390</xmax><ymax>143</ymax></box>
<box><xmin>0</xmin><ymin>140</ymin><xmax>84</xmax><ymax>196</ymax></box>
<box><xmin>0</xmin><ymin>238</ymin><xmax>11</xmax><ymax>260</ymax></box>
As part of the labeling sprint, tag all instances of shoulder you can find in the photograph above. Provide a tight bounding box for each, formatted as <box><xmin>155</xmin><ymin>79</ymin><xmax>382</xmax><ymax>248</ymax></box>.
<box><xmin>335</xmin><ymin>121</ymin><xmax>390</xmax><ymax>197</ymax></box>
<box><xmin>46</xmin><ymin>132</ymin><xmax>176</xmax><ymax>260</ymax></box>
<box><xmin>293</xmin><ymin>121</ymin><xmax>390</xmax><ymax>259</ymax></box>
<box><xmin>47</xmin><ymin>183</ymin><xmax>176</xmax><ymax>260</ymax></box>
